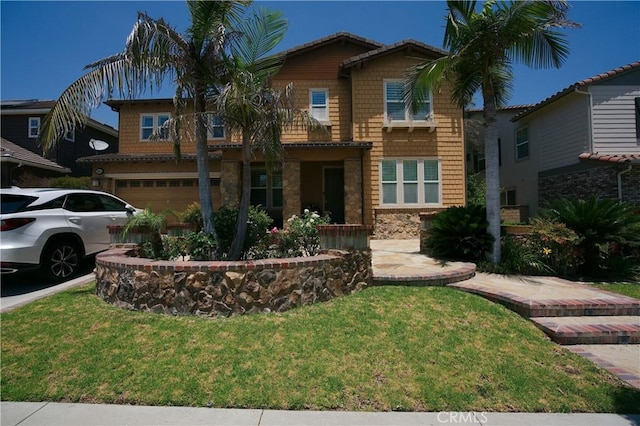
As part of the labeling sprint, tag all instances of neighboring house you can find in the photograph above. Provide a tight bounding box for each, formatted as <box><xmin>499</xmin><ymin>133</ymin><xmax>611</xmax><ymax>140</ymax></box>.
<box><xmin>1</xmin><ymin>138</ymin><xmax>69</xmax><ymax>187</ymax></box>
<box><xmin>80</xmin><ymin>32</ymin><xmax>466</xmax><ymax>237</ymax></box>
<box><xmin>0</xmin><ymin>99</ymin><xmax>119</xmax><ymax>177</ymax></box>
<box><xmin>465</xmin><ymin>105</ymin><xmax>535</xmax><ymax>222</ymax></box>
<box><xmin>467</xmin><ymin>61</ymin><xmax>640</xmax><ymax>219</ymax></box>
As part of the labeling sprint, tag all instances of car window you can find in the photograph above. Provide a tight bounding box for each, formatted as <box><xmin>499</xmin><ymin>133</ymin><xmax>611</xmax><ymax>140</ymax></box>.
<box><xmin>97</xmin><ymin>194</ymin><xmax>127</xmax><ymax>212</ymax></box>
<box><xmin>64</xmin><ymin>194</ymin><xmax>105</xmax><ymax>212</ymax></box>
<box><xmin>0</xmin><ymin>195</ymin><xmax>37</xmax><ymax>214</ymax></box>
<box><xmin>32</xmin><ymin>196</ymin><xmax>66</xmax><ymax>211</ymax></box>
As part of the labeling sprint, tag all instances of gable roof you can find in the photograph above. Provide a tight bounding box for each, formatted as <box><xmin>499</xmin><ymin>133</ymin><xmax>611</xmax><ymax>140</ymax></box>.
<box><xmin>0</xmin><ymin>138</ymin><xmax>70</xmax><ymax>173</ymax></box>
<box><xmin>341</xmin><ymin>39</ymin><xmax>447</xmax><ymax>72</ymax></box>
<box><xmin>1</xmin><ymin>99</ymin><xmax>118</xmax><ymax>137</ymax></box>
<box><xmin>276</xmin><ymin>32</ymin><xmax>383</xmax><ymax>60</ymax></box>
<box><xmin>513</xmin><ymin>61</ymin><xmax>640</xmax><ymax>121</ymax></box>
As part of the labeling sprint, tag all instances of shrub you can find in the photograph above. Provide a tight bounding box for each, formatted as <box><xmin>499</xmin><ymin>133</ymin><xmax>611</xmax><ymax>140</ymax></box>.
<box><xmin>543</xmin><ymin>197</ymin><xmax>640</xmax><ymax>276</ymax></box>
<box><xmin>185</xmin><ymin>231</ymin><xmax>218</xmax><ymax>261</ymax></box>
<box><xmin>466</xmin><ymin>173</ymin><xmax>486</xmax><ymax>206</ymax></box>
<box><xmin>275</xmin><ymin>209</ymin><xmax>331</xmax><ymax>257</ymax></box>
<box><xmin>213</xmin><ymin>205</ymin><xmax>273</xmax><ymax>260</ymax></box>
<box><xmin>179</xmin><ymin>202</ymin><xmax>203</xmax><ymax>232</ymax></box>
<box><xmin>425</xmin><ymin>205</ymin><xmax>494</xmax><ymax>261</ymax></box>
<box><xmin>528</xmin><ymin>217</ymin><xmax>580</xmax><ymax>276</ymax></box>
<box><xmin>49</xmin><ymin>176</ymin><xmax>91</xmax><ymax>189</ymax></box>
<box><xmin>122</xmin><ymin>208</ymin><xmax>167</xmax><ymax>259</ymax></box>
<box><xmin>478</xmin><ymin>236</ymin><xmax>551</xmax><ymax>275</ymax></box>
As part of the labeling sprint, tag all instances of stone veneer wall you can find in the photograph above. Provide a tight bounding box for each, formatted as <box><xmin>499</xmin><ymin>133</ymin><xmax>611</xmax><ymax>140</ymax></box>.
<box><xmin>374</xmin><ymin>208</ymin><xmax>445</xmax><ymax>239</ymax></box>
<box><xmin>539</xmin><ymin>165</ymin><xmax>640</xmax><ymax>208</ymax></box>
<box><xmin>95</xmin><ymin>248</ymin><xmax>371</xmax><ymax>318</ymax></box>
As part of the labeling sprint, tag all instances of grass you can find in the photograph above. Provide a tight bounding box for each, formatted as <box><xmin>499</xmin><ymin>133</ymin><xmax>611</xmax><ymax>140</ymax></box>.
<box><xmin>587</xmin><ymin>282</ymin><xmax>640</xmax><ymax>299</ymax></box>
<box><xmin>1</xmin><ymin>283</ymin><xmax>639</xmax><ymax>413</ymax></box>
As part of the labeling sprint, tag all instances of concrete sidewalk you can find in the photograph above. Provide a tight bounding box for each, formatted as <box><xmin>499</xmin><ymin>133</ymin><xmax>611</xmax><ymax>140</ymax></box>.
<box><xmin>2</xmin><ymin>402</ymin><xmax>639</xmax><ymax>426</ymax></box>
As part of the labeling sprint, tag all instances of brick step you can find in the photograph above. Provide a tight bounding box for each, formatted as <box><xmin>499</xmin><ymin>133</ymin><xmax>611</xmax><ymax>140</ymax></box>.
<box><xmin>531</xmin><ymin>316</ymin><xmax>640</xmax><ymax>345</ymax></box>
<box><xmin>372</xmin><ymin>265</ymin><xmax>476</xmax><ymax>287</ymax></box>
<box><xmin>448</xmin><ymin>282</ymin><xmax>640</xmax><ymax>317</ymax></box>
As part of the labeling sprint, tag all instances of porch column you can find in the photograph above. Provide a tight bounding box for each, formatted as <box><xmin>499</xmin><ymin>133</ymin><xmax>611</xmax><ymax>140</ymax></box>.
<box><xmin>283</xmin><ymin>158</ymin><xmax>301</xmax><ymax>222</ymax></box>
<box><xmin>220</xmin><ymin>160</ymin><xmax>241</xmax><ymax>207</ymax></box>
<box><xmin>344</xmin><ymin>158</ymin><xmax>363</xmax><ymax>224</ymax></box>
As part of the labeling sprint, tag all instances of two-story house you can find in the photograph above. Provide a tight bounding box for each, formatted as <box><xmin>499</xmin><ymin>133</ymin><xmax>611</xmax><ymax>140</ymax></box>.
<box><xmin>0</xmin><ymin>99</ymin><xmax>119</xmax><ymax>179</ymax></box>
<box><xmin>81</xmin><ymin>32</ymin><xmax>466</xmax><ymax>237</ymax></box>
<box><xmin>466</xmin><ymin>61</ymin><xmax>640</xmax><ymax>219</ymax></box>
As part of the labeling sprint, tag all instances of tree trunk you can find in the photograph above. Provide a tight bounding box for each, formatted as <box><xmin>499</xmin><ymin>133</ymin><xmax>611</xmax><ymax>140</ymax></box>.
<box><xmin>194</xmin><ymin>91</ymin><xmax>217</xmax><ymax>240</ymax></box>
<box><xmin>482</xmin><ymin>83</ymin><xmax>501</xmax><ymax>264</ymax></box>
<box><xmin>227</xmin><ymin>131</ymin><xmax>252</xmax><ymax>260</ymax></box>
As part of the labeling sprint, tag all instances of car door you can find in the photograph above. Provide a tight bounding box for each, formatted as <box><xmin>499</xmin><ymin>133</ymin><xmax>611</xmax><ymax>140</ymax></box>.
<box><xmin>63</xmin><ymin>193</ymin><xmax>132</xmax><ymax>255</ymax></box>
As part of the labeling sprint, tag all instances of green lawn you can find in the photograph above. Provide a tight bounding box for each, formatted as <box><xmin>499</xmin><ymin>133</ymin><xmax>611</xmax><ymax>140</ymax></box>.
<box><xmin>587</xmin><ymin>282</ymin><xmax>640</xmax><ymax>299</ymax></box>
<box><xmin>1</xmin><ymin>283</ymin><xmax>638</xmax><ymax>412</ymax></box>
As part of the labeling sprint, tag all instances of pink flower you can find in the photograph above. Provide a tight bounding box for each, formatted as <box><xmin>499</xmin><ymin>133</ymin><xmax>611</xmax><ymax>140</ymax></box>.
<box><xmin>270</xmin><ymin>227</ymin><xmax>279</xmax><ymax>234</ymax></box>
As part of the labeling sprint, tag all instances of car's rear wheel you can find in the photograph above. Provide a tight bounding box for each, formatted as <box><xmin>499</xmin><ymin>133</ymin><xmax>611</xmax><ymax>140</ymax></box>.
<box><xmin>41</xmin><ymin>241</ymin><xmax>81</xmax><ymax>282</ymax></box>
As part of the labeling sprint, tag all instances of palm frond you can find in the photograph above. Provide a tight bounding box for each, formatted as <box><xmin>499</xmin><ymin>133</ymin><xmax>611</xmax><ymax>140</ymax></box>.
<box><xmin>230</xmin><ymin>7</ymin><xmax>287</xmax><ymax>76</ymax></box>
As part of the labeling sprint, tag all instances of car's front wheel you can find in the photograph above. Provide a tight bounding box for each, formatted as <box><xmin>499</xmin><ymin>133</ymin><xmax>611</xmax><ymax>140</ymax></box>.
<box><xmin>41</xmin><ymin>240</ymin><xmax>81</xmax><ymax>282</ymax></box>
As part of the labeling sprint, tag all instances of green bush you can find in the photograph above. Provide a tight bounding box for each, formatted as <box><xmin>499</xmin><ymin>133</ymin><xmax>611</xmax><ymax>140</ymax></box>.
<box><xmin>179</xmin><ymin>202</ymin><xmax>203</xmax><ymax>232</ymax></box>
<box><xmin>528</xmin><ymin>217</ymin><xmax>580</xmax><ymax>276</ymax></box>
<box><xmin>543</xmin><ymin>197</ymin><xmax>640</xmax><ymax>276</ymax></box>
<box><xmin>276</xmin><ymin>209</ymin><xmax>331</xmax><ymax>257</ymax></box>
<box><xmin>425</xmin><ymin>205</ymin><xmax>494</xmax><ymax>261</ymax></box>
<box><xmin>213</xmin><ymin>205</ymin><xmax>273</xmax><ymax>260</ymax></box>
<box><xmin>185</xmin><ymin>231</ymin><xmax>218</xmax><ymax>261</ymax></box>
<box><xmin>123</xmin><ymin>208</ymin><xmax>167</xmax><ymax>259</ymax></box>
<box><xmin>49</xmin><ymin>176</ymin><xmax>91</xmax><ymax>189</ymax></box>
<box><xmin>478</xmin><ymin>236</ymin><xmax>551</xmax><ymax>275</ymax></box>
<box><xmin>466</xmin><ymin>173</ymin><xmax>486</xmax><ymax>206</ymax></box>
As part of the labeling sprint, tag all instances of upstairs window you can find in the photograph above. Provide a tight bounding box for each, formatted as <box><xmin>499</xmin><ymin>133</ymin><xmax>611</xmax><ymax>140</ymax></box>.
<box><xmin>28</xmin><ymin>117</ymin><xmax>40</xmax><ymax>138</ymax></box>
<box><xmin>384</xmin><ymin>80</ymin><xmax>431</xmax><ymax>122</ymax></box>
<box><xmin>380</xmin><ymin>158</ymin><xmax>440</xmax><ymax>206</ymax></box>
<box><xmin>515</xmin><ymin>127</ymin><xmax>529</xmax><ymax>160</ymax></box>
<box><xmin>207</xmin><ymin>114</ymin><xmax>225</xmax><ymax>139</ymax></box>
<box><xmin>140</xmin><ymin>113</ymin><xmax>170</xmax><ymax>141</ymax></box>
<box><xmin>309</xmin><ymin>89</ymin><xmax>329</xmax><ymax>122</ymax></box>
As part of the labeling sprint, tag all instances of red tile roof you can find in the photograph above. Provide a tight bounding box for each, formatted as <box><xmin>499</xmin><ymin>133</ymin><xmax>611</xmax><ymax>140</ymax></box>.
<box><xmin>579</xmin><ymin>153</ymin><xmax>640</xmax><ymax>164</ymax></box>
<box><xmin>513</xmin><ymin>61</ymin><xmax>640</xmax><ymax>121</ymax></box>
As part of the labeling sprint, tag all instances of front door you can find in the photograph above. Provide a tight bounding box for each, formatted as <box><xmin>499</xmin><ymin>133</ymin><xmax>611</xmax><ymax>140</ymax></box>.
<box><xmin>323</xmin><ymin>167</ymin><xmax>345</xmax><ymax>224</ymax></box>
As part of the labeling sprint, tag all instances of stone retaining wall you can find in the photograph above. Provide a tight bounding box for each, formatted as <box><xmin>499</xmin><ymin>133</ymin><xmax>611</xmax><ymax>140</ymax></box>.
<box><xmin>95</xmin><ymin>248</ymin><xmax>371</xmax><ymax>318</ymax></box>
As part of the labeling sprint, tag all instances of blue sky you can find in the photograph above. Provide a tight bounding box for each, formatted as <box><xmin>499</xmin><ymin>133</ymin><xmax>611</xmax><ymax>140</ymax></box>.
<box><xmin>1</xmin><ymin>1</ymin><xmax>639</xmax><ymax>129</ymax></box>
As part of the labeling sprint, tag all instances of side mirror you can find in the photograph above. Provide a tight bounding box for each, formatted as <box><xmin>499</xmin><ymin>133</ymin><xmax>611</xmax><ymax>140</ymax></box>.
<box><xmin>125</xmin><ymin>205</ymin><xmax>137</xmax><ymax>214</ymax></box>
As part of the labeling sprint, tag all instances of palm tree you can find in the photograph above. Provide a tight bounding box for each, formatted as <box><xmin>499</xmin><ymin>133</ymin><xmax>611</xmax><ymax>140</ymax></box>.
<box><xmin>406</xmin><ymin>0</ymin><xmax>578</xmax><ymax>263</ymax></box>
<box><xmin>39</xmin><ymin>0</ymin><xmax>249</xmax><ymax>235</ymax></box>
<box><xmin>217</xmin><ymin>8</ymin><xmax>327</xmax><ymax>260</ymax></box>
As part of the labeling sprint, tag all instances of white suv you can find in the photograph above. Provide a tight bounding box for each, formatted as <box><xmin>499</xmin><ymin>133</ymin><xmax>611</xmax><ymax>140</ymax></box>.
<box><xmin>1</xmin><ymin>188</ymin><xmax>138</xmax><ymax>281</ymax></box>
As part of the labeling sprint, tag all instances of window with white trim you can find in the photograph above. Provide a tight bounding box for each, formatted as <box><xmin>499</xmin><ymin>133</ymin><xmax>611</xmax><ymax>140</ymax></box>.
<box><xmin>140</xmin><ymin>113</ymin><xmax>170</xmax><ymax>141</ymax></box>
<box><xmin>384</xmin><ymin>80</ymin><xmax>431</xmax><ymax>122</ymax></box>
<box><xmin>28</xmin><ymin>117</ymin><xmax>40</xmax><ymax>138</ymax></box>
<box><xmin>206</xmin><ymin>113</ymin><xmax>225</xmax><ymax>139</ymax></box>
<box><xmin>501</xmin><ymin>188</ymin><xmax>517</xmax><ymax>206</ymax></box>
<box><xmin>309</xmin><ymin>89</ymin><xmax>329</xmax><ymax>122</ymax></box>
<box><xmin>250</xmin><ymin>168</ymin><xmax>283</xmax><ymax>209</ymax></box>
<box><xmin>380</xmin><ymin>158</ymin><xmax>441</xmax><ymax>206</ymax></box>
<box><xmin>515</xmin><ymin>127</ymin><xmax>529</xmax><ymax>160</ymax></box>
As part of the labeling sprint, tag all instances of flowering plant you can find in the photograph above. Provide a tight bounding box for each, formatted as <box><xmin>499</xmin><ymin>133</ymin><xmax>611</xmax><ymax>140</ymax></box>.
<box><xmin>272</xmin><ymin>209</ymin><xmax>331</xmax><ymax>257</ymax></box>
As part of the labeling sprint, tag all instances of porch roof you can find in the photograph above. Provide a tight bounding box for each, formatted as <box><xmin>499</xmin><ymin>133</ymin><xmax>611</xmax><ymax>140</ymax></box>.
<box><xmin>207</xmin><ymin>141</ymin><xmax>373</xmax><ymax>150</ymax></box>
<box><xmin>578</xmin><ymin>152</ymin><xmax>640</xmax><ymax>164</ymax></box>
<box><xmin>77</xmin><ymin>151</ymin><xmax>222</xmax><ymax>163</ymax></box>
